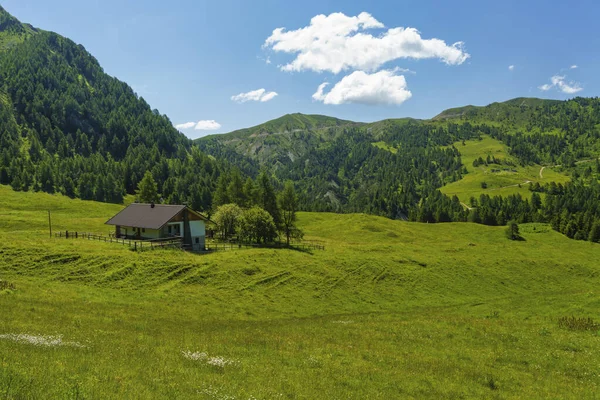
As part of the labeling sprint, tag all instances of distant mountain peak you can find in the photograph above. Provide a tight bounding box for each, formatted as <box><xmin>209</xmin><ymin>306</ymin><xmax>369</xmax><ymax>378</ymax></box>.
<box><xmin>432</xmin><ymin>97</ymin><xmax>562</xmax><ymax>121</ymax></box>
<box><xmin>199</xmin><ymin>113</ymin><xmax>359</xmax><ymax>141</ymax></box>
<box><xmin>0</xmin><ymin>5</ymin><xmax>23</xmax><ymax>30</ymax></box>
<box><xmin>0</xmin><ymin>5</ymin><xmax>38</xmax><ymax>49</ymax></box>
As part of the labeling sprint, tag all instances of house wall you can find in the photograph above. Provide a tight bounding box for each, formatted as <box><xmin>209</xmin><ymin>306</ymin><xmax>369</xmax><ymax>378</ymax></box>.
<box><xmin>190</xmin><ymin>220</ymin><xmax>206</xmax><ymax>251</ymax></box>
<box><xmin>120</xmin><ymin>226</ymin><xmax>162</xmax><ymax>239</ymax></box>
<box><xmin>166</xmin><ymin>222</ymin><xmax>184</xmax><ymax>237</ymax></box>
<box><xmin>190</xmin><ymin>221</ymin><xmax>205</xmax><ymax>237</ymax></box>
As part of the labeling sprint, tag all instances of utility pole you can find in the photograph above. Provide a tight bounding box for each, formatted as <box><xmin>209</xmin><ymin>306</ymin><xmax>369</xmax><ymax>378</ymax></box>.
<box><xmin>48</xmin><ymin>210</ymin><xmax>52</xmax><ymax>238</ymax></box>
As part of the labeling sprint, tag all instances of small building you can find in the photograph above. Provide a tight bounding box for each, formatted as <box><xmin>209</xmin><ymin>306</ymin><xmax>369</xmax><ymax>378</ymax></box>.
<box><xmin>105</xmin><ymin>203</ymin><xmax>210</xmax><ymax>251</ymax></box>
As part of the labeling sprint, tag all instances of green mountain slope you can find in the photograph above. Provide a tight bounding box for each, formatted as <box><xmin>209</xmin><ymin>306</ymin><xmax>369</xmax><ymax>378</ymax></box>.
<box><xmin>197</xmin><ymin>97</ymin><xmax>600</xmax><ymax>241</ymax></box>
<box><xmin>198</xmin><ymin>113</ymin><xmax>359</xmax><ymax>168</ymax></box>
<box><xmin>0</xmin><ymin>6</ymin><xmax>226</xmax><ymax>210</ymax></box>
<box><xmin>203</xmin><ymin>113</ymin><xmax>358</xmax><ymax>141</ymax></box>
<box><xmin>2</xmin><ymin>5</ymin><xmax>600</xmax><ymax>242</ymax></box>
<box><xmin>0</xmin><ymin>5</ymin><xmax>37</xmax><ymax>50</ymax></box>
<box><xmin>432</xmin><ymin>97</ymin><xmax>562</xmax><ymax>123</ymax></box>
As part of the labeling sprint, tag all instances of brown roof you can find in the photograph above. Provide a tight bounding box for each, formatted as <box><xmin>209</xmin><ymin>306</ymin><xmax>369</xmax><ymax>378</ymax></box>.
<box><xmin>105</xmin><ymin>203</ymin><xmax>188</xmax><ymax>230</ymax></box>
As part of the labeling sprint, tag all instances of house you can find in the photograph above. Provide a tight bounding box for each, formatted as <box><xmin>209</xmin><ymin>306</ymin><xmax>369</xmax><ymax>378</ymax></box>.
<box><xmin>105</xmin><ymin>203</ymin><xmax>210</xmax><ymax>251</ymax></box>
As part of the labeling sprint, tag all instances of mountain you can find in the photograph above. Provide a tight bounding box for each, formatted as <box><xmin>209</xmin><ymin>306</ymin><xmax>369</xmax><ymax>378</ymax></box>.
<box><xmin>200</xmin><ymin>97</ymin><xmax>600</xmax><ymax>173</ymax></box>
<box><xmin>197</xmin><ymin>114</ymin><xmax>360</xmax><ymax>171</ymax></box>
<box><xmin>433</xmin><ymin>97</ymin><xmax>564</xmax><ymax>125</ymax></box>
<box><xmin>204</xmin><ymin>113</ymin><xmax>358</xmax><ymax>141</ymax></box>
<box><xmin>198</xmin><ymin>97</ymin><xmax>600</xmax><ymax>241</ymax></box>
<box><xmin>0</xmin><ymin>5</ymin><xmax>38</xmax><ymax>50</ymax></box>
<box><xmin>2</xmin><ymin>4</ymin><xmax>600</xmax><ymax>241</ymax></box>
<box><xmin>0</xmin><ymin>6</ymin><xmax>225</xmax><ymax>210</ymax></box>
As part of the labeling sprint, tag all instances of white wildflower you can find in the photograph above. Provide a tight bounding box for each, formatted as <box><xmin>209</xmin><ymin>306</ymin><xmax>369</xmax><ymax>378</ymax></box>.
<box><xmin>181</xmin><ymin>350</ymin><xmax>207</xmax><ymax>361</ymax></box>
<box><xmin>182</xmin><ymin>350</ymin><xmax>239</xmax><ymax>368</ymax></box>
<box><xmin>199</xmin><ymin>385</ymin><xmax>239</xmax><ymax>400</ymax></box>
<box><xmin>206</xmin><ymin>356</ymin><xmax>239</xmax><ymax>368</ymax></box>
<box><xmin>0</xmin><ymin>333</ymin><xmax>87</xmax><ymax>348</ymax></box>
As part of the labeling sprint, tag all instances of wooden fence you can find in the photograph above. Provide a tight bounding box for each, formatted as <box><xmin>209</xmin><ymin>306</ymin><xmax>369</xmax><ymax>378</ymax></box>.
<box><xmin>55</xmin><ymin>231</ymin><xmax>183</xmax><ymax>251</ymax></box>
<box><xmin>55</xmin><ymin>231</ymin><xmax>325</xmax><ymax>253</ymax></box>
<box><xmin>204</xmin><ymin>239</ymin><xmax>325</xmax><ymax>252</ymax></box>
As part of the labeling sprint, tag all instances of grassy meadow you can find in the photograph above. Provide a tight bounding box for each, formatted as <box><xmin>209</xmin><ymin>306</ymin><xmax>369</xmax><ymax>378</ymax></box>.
<box><xmin>1</xmin><ymin>185</ymin><xmax>600</xmax><ymax>398</ymax></box>
<box><xmin>441</xmin><ymin>136</ymin><xmax>570</xmax><ymax>203</ymax></box>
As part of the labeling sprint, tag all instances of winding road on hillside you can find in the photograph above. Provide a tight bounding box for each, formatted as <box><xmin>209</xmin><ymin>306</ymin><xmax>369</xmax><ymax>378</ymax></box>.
<box><xmin>460</xmin><ymin>202</ymin><xmax>473</xmax><ymax>210</ymax></box>
<box><xmin>540</xmin><ymin>159</ymin><xmax>596</xmax><ymax>179</ymax></box>
<box><xmin>488</xmin><ymin>180</ymin><xmax>532</xmax><ymax>191</ymax></box>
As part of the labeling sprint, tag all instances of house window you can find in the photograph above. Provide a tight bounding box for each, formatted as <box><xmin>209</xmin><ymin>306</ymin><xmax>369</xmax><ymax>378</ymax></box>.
<box><xmin>195</xmin><ymin>238</ymin><xmax>199</xmax><ymax>244</ymax></box>
<box><xmin>168</xmin><ymin>226</ymin><xmax>172</xmax><ymax>234</ymax></box>
<box><xmin>142</xmin><ymin>228</ymin><xmax>145</xmax><ymax>233</ymax></box>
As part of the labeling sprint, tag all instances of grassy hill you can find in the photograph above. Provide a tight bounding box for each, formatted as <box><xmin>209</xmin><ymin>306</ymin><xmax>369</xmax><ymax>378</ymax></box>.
<box><xmin>202</xmin><ymin>113</ymin><xmax>358</xmax><ymax>142</ymax></box>
<box><xmin>432</xmin><ymin>97</ymin><xmax>563</xmax><ymax>125</ymax></box>
<box><xmin>1</xmin><ymin>185</ymin><xmax>600</xmax><ymax>398</ymax></box>
<box><xmin>195</xmin><ymin>97</ymin><xmax>600</xmax><ymax>217</ymax></box>
<box><xmin>198</xmin><ymin>113</ymin><xmax>360</xmax><ymax>166</ymax></box>
<box><xmin>441</xmin><ymin>135</ymin><xmax>570</xmax><ymax>203</ymax></box>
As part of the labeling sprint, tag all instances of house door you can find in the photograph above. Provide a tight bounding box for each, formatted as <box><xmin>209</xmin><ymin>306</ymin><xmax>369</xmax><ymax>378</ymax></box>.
<box><xmin>136</xmin><ymin>228</ymin><xmax>141</xmax><ymax>239</ymax></box>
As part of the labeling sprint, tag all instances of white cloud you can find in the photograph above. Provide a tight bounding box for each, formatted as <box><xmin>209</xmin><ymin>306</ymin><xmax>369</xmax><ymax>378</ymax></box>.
<box><xmin>175</xmin><ymin>122</ymin><xmax>196</xmax><ymax>130</ymax></box>
<box><xmin>538</xmin><ymin>75</ymin><xmax>583</xmax><ymax>94</ymax></box>
<box><xmin>175</xmin><ymin>120</ymin><xmax>222</xmax><ymax>131</ymax></box>
<box><xmin>570</xmin><ymin>64</ymin><xmax>578</xmax><ymax>69</ymax></box>
<box><xmin>312</xmin><ymin>69</ymin><xmax>412</xmax><ymax>105</ymax></box>
<box><xmin>260</xmin><ymin>91</ymin><xmax>278</xmax><ymax>102</ymax></box>
<box><xmin>266</xmin><ymin>56</ymin><xmax>272</xmax><ymax>65</ymax></box>
<box><xmin>194</xmin><ymin>120</ymin><xmax>222</xmax><ymax>130</ymax></box>
<box><xmin>396</xmin><ymin>67</ymin><xmax>416</xmax><ymax>74</ymax></box>
<box><xmin>264</xmin><ymin>12</ymin><xmax>469</xmax><ymax>74</ymax></box>
<box><xmin>508</xmin><ymin>65</ymin><xmax>515</xmax><ymax>71</ymax></box>
<box><xmin>231</xmin><ymin>88</ymin><xmax>279</xmax><ymax>103</ymax></box>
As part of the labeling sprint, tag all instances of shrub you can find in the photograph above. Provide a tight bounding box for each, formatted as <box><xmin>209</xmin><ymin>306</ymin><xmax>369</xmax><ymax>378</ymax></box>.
<box><xmin>237</xmin><ymin>207</ymin><xmax>278</xmax><ymax>244</ymax></box>
<box><xmin>213</xmin><ymin>203</ymin><xmax>243</xmax><ymax>239</ymax></box>
<box><xmin>505</xmin><ymin>220</ymin><xmax>521</xmax><ymax>240</ymax></box>
<box><xmin>0</xmin><ymin>280</ymin><xmax>16</xmax><ymax>291</ymax></box>
<box><xmin>558</xmin><ymin>316</ymin><xmax>598</xmax><ymax>331</ymax></box>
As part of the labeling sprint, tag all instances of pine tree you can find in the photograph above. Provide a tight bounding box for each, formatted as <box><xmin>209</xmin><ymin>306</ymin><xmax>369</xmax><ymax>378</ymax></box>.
<box><xmin>531</xmin><ymin>192</ymin><xmax>542</xmax><ymax>210</ymax></box>
<box><xmin>136</xmin><ymin>171</ymin><xmax>159</xmax><ymax>203</ymax></box>
<box><xmin>278</xmin><ymin>181</ymin><xmax>303</xmax><ymax>245</ymax></box>
<box><xmin>243</xmin><ymin>177</ymin><xmax>257</xmax><ymax>207</ymax></box>
<box><xmin>505</xmin><ymin>220</ymin><xmax>521</xmax><ymax>240</ymax></box>
<box><xmin>588</xmin><ymin>221</ymin><xmax>600</xmax><ymax>243</ymax></box>
<box><xmin>212</xmin><ymin>172</ymin><xmax>230</xmax><ymax>208</ymax></box>
<box><xmin>227</xmin><ymin>169</ymin><xmax>246</xmax><ymax>206</ymax></box>
<box><xmin>257</xmin><ymin>171</ymin><xmax>281</xmax><ymax>226</ymax></box>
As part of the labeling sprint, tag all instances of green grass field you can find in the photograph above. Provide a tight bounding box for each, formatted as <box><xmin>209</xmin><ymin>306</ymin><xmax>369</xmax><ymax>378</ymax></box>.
<box><xmin>441</xmin><ymin>136</ymin><xmax>570</xmax><ymax>203</ymax></box>
<box><xmin>1</xmin><ymin>185</ymin><xmax>599</xmax><ymax>398</ymax></box>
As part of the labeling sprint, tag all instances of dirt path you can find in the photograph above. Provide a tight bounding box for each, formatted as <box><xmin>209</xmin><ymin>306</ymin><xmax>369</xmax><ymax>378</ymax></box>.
<box><xmin>488</xmin><ymin>180</ymin><xmax>532</xmax><ymax>191</ymax></box>
<box><xmin>541</xmin><ymin>159</ymin><xmax>594</xmax><ymax>179</ymax></box>
<box><xmin>460</xmin><ymin>202</ymin><xmax>473</xmax><ymax>210</ymax></box>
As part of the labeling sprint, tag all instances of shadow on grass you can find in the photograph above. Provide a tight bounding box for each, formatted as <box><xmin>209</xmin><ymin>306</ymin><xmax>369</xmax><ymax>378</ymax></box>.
<box><xmin>287</xmin><ymin>246</ymin><xmax>314</xmax><ymax>255</ymax></box>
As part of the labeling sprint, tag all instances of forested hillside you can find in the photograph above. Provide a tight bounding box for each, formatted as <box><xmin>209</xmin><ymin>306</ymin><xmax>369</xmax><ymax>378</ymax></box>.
<box><xmin>0</xmin><ymin>6</ymin><xmax>224</xmax><ymax>210</ymax></box>
<box><xmin>200</xmin><ymin>97</ymin><xmax>600</xmax><ymax>241</ymax></box>
<box><xmin>2</xmin><ymin>5</ymin><xmax>600</xmax><ymax>242</ymax></box>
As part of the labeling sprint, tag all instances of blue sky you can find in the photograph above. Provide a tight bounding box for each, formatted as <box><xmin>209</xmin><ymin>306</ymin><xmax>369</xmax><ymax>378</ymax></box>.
<box><xmin>4</xmin><ymin>0</ymin><xmax>599</xmax><ymax>138</ymax></box>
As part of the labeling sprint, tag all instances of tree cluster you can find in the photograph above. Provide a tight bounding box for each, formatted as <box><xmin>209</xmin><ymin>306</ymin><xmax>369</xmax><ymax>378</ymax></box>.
<box><xmin>211</xmin><ymin>173</ymin><xmax>302</xmax><ymax>245</ymax></box>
